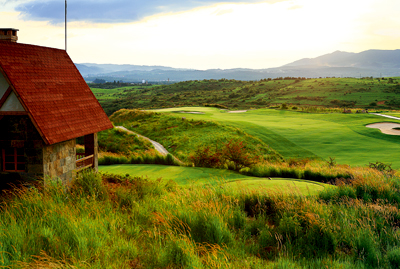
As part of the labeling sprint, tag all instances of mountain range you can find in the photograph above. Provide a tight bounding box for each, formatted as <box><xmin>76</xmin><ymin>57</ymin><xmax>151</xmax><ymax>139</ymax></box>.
<box><xmin>76</xmin><ymin>49</ymin><xmax>400</xmax><ymax>82</ymax></box>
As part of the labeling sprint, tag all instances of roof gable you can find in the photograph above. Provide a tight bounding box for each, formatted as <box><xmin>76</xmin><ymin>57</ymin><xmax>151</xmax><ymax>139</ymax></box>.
<box><xmin>0</xmin><ymin>42</ymin><xmax>113</xmax><ymax>145</ymax></box>
<box><xmin>0</xmin><ymin>92</ymin><xmax>25</xmax><ymax>111</ymax></box>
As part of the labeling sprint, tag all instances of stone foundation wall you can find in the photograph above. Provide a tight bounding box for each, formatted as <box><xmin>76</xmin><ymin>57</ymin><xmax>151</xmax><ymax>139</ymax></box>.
<box><xmin>43</xmin><ymin>139</ymin><xmax>76</xmax><ymax>184</ymax></box>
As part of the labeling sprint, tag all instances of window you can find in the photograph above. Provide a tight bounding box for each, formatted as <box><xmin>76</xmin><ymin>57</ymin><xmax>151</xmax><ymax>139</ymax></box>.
<box><xmin>2</xmin><ymin>148</ymin><xmax>25</xmax><ymax>172</ymax></box>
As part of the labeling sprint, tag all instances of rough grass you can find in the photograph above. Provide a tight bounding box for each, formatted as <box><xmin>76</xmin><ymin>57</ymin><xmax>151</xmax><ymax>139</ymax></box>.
<box><xmin>2</xmin><ymin>168</ymin><xmax>400</xmax><ymax>268</ymax></box>
<box><xmin>99</xmin><ymin>164</ymin><xmax>327</xmax><ymax>195</ymax></box>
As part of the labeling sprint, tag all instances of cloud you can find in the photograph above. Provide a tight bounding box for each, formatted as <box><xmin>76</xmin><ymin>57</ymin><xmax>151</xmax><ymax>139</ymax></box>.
<box><xmin>15</xmin><ymin>0</ymin><xmax>271</xmax><ymax>24</ymax></box>
<box><xmin>287</xmin><ymin>5</ymin><xmax>302</xmax><ymax>10</ymax></box>
<box><xmin>214</xmin><ymin>8</ymin><xmax>234</xmax><ymax>16</ymax></box>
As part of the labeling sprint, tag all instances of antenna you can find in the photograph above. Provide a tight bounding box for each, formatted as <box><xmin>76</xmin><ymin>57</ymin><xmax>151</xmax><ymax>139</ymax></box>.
<box><xmin>65</xmin><ymin>0</ymin><xmax>67</xmax><ymax>51</ymax></box>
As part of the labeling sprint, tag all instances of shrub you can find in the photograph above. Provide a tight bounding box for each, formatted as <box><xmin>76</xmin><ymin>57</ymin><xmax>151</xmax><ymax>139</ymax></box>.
<box><xmin>278</xmin><ymin>212</ymin><xmax>302</xmax><ymax>241</ymax></box>
<box><xmin>204</xmin><ymin>103</ymin><xmax>229</xmax><ymax>109</ymax></box>
<box><xmin>71</xmin><ymin>170</ymin><xmax>108</xmax><ymax>200</ymax></box>
<box><xmin>222</xmin><ymin>140</ymin><xmax>257</xmax><ymax>171</ymax></box>
<box><xmin>319</xmin><ymin>185</ymin><xmax>357</xmax><ymax>202</ymax></box>
<box><xmin>228</xmin><ymin>208</ymin><xmax>247</xmax><ymax>230</ymax></box>
<box><xmin>162</xmin><ymin>235</ymin><xmax>202</xmax><ymax>268</ymax></box>
<box><xmin>355</xmin><ymin>230</ymin><xmax>380</xmax><ymax>268</ymax></box>
<box><xmin>99</xmin><ymin>153</ymin><xmax>180</xmax><ymax>166</ymax></box>
<box><xmin>301</xmin><ymin>225</ymin><xmax>336</xmax><ymax>257</ymax></box>
<box><xmin>172</xmin><ymin>211</ymin><xmax>233</xmax><ymax>246</ymax></box>
<box><xmin>258</xmin><ymin>226</ymin><xmax>278</xmax><ymax>259</ymax></box>
<box><xmin>388</xmin><ymin>247</ymin><xmax>400</xmax><ymax>269</ymax></box>
<box><xmin>99</xmin><ymin>155</ymin><xmax>129</xmax><ymax>165</ymax></box>
<box><xmin>368</xmin><ymin>161</ymin><xmax>393</xmax><ymax>173</ymax></box>
<box><xmin>326</xmin><ymin>157</ymin><xmax>336</xmax><ymax>167</ymax></box>
<box><xmin>189</xmin><ymin>146</ymin><xmax>223</xmax><ymax>168</ymax></box>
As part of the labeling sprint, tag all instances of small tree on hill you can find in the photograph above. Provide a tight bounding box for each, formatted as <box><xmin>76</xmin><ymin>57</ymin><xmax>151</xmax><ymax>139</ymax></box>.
<box><xmin>222</xmin><ymin>140</ymin><xmax>257</xmax><ymax>171</ymax></box>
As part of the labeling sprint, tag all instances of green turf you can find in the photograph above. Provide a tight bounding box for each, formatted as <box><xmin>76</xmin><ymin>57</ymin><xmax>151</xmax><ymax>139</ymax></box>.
<box><xmin>153</xmin><ymin>107</ymin><xmax>400</xmax><ymax>168</ymax></box>
<box><xmin>99</xmin><ymin>164</ymin><xmax>326</xmax><ymax>195</ymax></box>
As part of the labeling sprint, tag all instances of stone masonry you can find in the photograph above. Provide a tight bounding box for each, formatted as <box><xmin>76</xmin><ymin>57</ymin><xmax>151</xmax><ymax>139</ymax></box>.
<box><xmin>42</xmin><ymin>139</ymin><xmax>76</xmax><ymax>184</ymax></box>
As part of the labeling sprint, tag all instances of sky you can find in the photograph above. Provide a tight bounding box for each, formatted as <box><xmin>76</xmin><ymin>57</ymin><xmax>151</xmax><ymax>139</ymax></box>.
<box><xmin>1</xmin><ymin>0</ymin><xmax>400</xmax><ymax>70</ymax></box>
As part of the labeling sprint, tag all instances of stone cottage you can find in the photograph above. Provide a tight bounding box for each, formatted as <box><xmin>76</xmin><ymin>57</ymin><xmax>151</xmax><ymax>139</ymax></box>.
<box><xmin>0</xmin><ymin>28</ymin><xmax>113</xmax><ymax>184</ymax></box>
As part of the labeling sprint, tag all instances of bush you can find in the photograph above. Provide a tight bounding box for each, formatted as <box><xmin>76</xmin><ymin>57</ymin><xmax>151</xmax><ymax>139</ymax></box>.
<box><xmin>99</xmin><ymin>153</ymin><xmax>180</xmax><ymax>166</ymax></box>
<box><xmin>162</xmin><ymin>235</ymin><xmax>202</xmax><ymax>268</ymax></box>
<box><xmin>71</xmin><ymin>170</ymin><xmax>108</xmax><ymax>200</ymax></box>
<box><xmin>388</xmin><ymin>247</ymin><xmax>400</xmax><ymax>269</ymax></box>
<box><xmin>368</xmin><ymin>161</ymin><xmax>393</xmax><ymax>173</ymax></box>
<box><xmin>278</xmin><ymin>212</ymin><xmax>302</xmax><ymax>241</ymax></box>
<box><xmin>190</xmin><ymin>140</ymin><xmax>257</xmax><ymax>171</ymax></box>
<box><xmin>189</xmin><ymin>146</ymin><xmax>223</xmax><ymax>168</ymax></box>
<box><xmin>172</xmin><ymin>211</ymin><xmax>233</xmax><ymax>246</ymax></box>
<box><xmin>319</xmin><ymin>185</ymin><xmax>357</xmax><ymax>202</ymax></box>
<box><xmin>222</xmin><ymin>140</ymin><xmax>257</xmax><ymax>171</ymax></box>
<box><xmin>355</xmin><ymin>230</ymin><xmax>380</xmax><ymax>268</ymax></box>
<box><xmin>301</xmin><ymin>225</ymin><xmax>336</xmax><ymax>257</ymax></box>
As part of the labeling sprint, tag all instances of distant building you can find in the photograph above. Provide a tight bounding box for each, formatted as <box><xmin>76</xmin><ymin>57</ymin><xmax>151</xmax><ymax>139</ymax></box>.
<box><xmin>0</xmin><ymin>28</ymin><xmax>113</xmax><ymax>184</ymax></box>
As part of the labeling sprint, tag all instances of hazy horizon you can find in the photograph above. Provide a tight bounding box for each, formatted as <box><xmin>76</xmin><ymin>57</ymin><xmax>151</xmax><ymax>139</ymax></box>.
<box><xmin>1</xmin><ymin>0</ymin><xmax>399</xmax><ymax>70</ymax></box>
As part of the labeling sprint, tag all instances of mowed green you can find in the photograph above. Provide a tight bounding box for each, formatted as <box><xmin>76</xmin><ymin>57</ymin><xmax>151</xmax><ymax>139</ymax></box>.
<box><xmin>99</xmin><ymin>164</ymin><xmax>326</xmax><ymax>195</ymax></box>
<box><xmin>152</xmin><ymin>107</ymin><xmax>400</xmax><ymax>168</ymax></box>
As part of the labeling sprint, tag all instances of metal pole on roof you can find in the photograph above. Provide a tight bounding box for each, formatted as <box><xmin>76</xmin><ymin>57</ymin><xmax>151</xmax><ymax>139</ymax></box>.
<box><xmin>65</xmin><ymin>0</ymin><xmax>67</xmax><ymax>51</ymax></box>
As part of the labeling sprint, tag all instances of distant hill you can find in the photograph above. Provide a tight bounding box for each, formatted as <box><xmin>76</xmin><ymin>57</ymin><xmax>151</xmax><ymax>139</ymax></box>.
<box><xmin>284</xmin><ymin>49</ymin><xmax>400</xmax><ymax>69</ymax></box>
<box><xmin>77</xmin><ymin>49</ymin><xmax>400</xmax><ymax>82</ymax></box>
<box><xmin>76</xmin><ymin>63</ymin><xmax>190</xmax><ymax>77</ymax></box>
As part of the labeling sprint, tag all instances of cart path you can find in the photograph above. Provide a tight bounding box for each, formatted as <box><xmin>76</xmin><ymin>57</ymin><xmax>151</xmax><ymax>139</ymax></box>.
<box><xmin>115</xmin><ymin>126</ymin><xmax>184</xmax><ymax>164</ymax></box>
<box><xmin>371</xmin><ymin>113</ymin><xmax>400</xmax><ymax>121</ymax></box>
<box><xmin>115</xmin><ymin>126</ymin><xmax>169</xmax><ymax>155</ymax></box>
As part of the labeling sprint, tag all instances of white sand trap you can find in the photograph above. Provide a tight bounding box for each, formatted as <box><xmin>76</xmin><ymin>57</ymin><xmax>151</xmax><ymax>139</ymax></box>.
<box><xmin>228</xmin><ymin>110</ymin><xmax>248</xmax><ymax>113</ymax></box>
<box><xmin>366</xmin><ymin>122</ymin><xmax>400</xmax><ymax>135</ymax></box>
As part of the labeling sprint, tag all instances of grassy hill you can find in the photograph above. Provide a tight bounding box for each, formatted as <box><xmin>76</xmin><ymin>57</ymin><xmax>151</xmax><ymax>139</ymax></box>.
<box><xmin>109</xmin><ymin>109</ymin><xmax>283</xmax><ymax>164</ymax></box>
<box><xmin>93</xmin><ymin>77</ymin><xmax>400</xmax><ymax>116</ymax></box>
<box><xmin>152</xmin><ymin>107</ymin><xmax>400</xmax><ymax>168</ymax></box>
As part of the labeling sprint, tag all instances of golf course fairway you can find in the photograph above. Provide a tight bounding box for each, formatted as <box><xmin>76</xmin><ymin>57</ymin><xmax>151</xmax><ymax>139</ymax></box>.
<box><xmin>152</xmin><ymin>107</ymin><xmax>400</xmax><ymax>168</ymax></box>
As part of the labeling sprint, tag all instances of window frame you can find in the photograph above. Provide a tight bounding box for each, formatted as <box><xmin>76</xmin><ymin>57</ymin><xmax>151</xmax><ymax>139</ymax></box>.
<box><xmin>1</xmin><ymin>148</ymin><xmax>25</xmax><ymax>172</ymax></box>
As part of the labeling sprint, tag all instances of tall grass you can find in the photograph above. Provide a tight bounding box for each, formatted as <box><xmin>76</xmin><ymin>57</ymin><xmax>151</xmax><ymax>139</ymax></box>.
<box><xmin>243</xmin><ymin>160</ymin><xmax>353</xmax><ymax>183</ymax></box>
<box><xmin>99</xmin><ymin>152</ymin><xmax>179</xmax><ymax>166</ymax></box>
<box><xmin>1</xmin><ymin>169</ymin><xmax>400</xmax><ymax>268</ymax></box>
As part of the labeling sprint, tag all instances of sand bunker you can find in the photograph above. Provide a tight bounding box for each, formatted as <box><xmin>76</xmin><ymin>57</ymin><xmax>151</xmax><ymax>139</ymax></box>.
<box><xmin>366</xmin><ymin>122</ymin><xmax>400</xmax><ymax>135</ymax></box>
<box><xmin>228</xmin><ymin>110</ymin><xmax>248</xmax><ymax>113</ymax></box>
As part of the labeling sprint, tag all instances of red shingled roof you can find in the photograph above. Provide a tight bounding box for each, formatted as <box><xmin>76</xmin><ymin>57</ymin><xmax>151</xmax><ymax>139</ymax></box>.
<box><xmin>0</xmin><ymin>42</ymin><xmax>113</xmax><ymax>145</ymax></box>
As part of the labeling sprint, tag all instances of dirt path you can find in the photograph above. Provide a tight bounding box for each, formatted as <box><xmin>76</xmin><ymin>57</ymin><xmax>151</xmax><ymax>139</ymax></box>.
<box><xmin>115</xmin><ymin>126</ymin><xmax>184</xmax><ymax>164</ymax></box>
